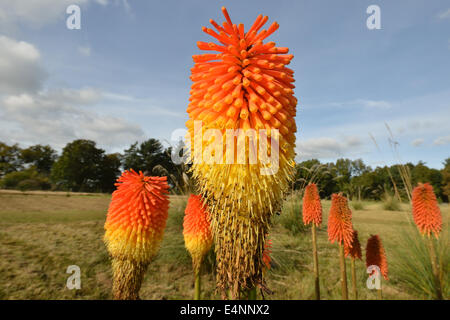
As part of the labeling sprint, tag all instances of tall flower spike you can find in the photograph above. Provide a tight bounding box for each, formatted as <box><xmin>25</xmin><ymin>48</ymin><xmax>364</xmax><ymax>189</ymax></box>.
<box><xmin>411</xmin><ymin>183</ymin><xmax>442</xmax><ymax>238</ymax></box>
<box><xmin>183</xmin><ymin>194</ymin><xmax>214</xmax><ymax>274</ymax></box>
<box><xmin>187</xmin><ymin>7</ymin><xmax>297</xmax><ymax>297</ymax></box>
<box><xmin>302</xmin><ymin>183</ymin><xmax>322</xmax><ymax>226</ymax></box>
<box><xmin>328</xmin><ymin>193</ymin><xmax>353</xmax><ymax>247</ymax></box>
<box><xmin>104</xmin><ymin>170</ymin><xmax>169</xmax><ymax>299</ymax></box>
<box><xmin>345</xmin><ymin>230</ymin><xmax>362</xmax><ymax>260</ymax></box>
<box><xmin>366</xmin><ymin>235</ymin><xmax>388</xmax><ymax>281</ymax></box>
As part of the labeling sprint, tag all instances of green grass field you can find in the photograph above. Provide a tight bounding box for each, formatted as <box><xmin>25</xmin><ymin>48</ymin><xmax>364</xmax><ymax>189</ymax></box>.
<box><xmin>0</xmin><ymin>191</ymin><xmax>448</xmax><ymax>300</ymax></box>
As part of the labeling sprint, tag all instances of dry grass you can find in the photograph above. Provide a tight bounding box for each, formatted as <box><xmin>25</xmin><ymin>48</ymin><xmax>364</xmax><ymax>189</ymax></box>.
<box><xmin>0</xmin><ymin>193</ymin><xmax>448</xmax><ymax>299</ymax></box>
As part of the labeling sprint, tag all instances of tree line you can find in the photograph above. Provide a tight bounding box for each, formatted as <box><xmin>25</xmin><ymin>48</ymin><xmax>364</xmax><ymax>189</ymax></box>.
<box><xmin>0</xmin><ymin>139</ymin><xmax>449</xmax><ymax>202</ymax></box>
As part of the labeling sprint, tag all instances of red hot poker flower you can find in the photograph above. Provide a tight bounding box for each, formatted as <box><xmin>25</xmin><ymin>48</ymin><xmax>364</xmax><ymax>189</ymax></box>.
<box><xmin>183</xmin><ymin>194</ymin><xmax>214</xmax><ymax>273</ymax></box>
<box><xmin>411</xmin><ymin>183</ymin><xmax>442</xmax><ymax>238</ymax></box>
<box><xmin>366</xmin><ymin>235</ymin><xmax>388</xmax><ymax>281</ymax></box>
<box><xmin>302</xmin><ymin>183</ymin><xmax>322</xmax><ymax>226</ymax></box>
<box><xmin>327</xmin><ymin>193</ymin><xmax>353</xmax><ymax>247</ymax></box>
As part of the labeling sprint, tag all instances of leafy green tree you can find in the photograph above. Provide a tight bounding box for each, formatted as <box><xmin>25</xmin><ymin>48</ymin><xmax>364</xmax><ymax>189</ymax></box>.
<box><xmin>123</xmin><ymin>139</ymin><xmax>169</xmax><ymax>173</ymax></box>
<box><xmin>20</xmin><ymin>144</ymin><xmax>57</xmax><ymax>174</ymax></box>
<box><xmin>441</xmin><ymin>158</ymin><xmax>450</xmax><ymax>202</ymax></box>
<box><xmin>122</xmin><ymin>138</ymin><xmax>184</xmax><ymax>191</ymax></box>
<box><xmin>99</xmin><ymin>153</ymin><xmax>122</xmax><ymax>193</ymax></box>
<box><xmin>0</xmin><ymin>142</ymin><xmax>23</xmax><ymax>176</ymax></box>
<box><xmin>0</xmin><ymin>167</ymin><xmax>51</xmax><ymax>191</ymax></box>
<box><xmin>410</xmin><ymin>161</ymin><xmax>443</xmax><ymax>200</ymax></box>
<box><xmin>51</xmin><ymin>140</ymin><xmax>106</xmax><ymax>192</ymax></box>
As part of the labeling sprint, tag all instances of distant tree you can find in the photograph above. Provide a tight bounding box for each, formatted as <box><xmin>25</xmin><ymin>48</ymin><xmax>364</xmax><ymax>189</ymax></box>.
<box><xmin>0</xmin><ymin>167</ymin><xmax>51</xmax><ymax>191</ymax></box>
<box><xmin>0</xmin><ymin>142</ymin><xmax>23</xmax><ymax>177</ymax></box>
<box><xmin>123</xmin><ymin>139</ymin><xmax>168</xmax><ymax>173</ymax></box>
<box><xmin>440</xmin><ymin>158</ymin><xmax>450</xmax><ymax>202</ymax></box>
<box><xmin>51</xmin><ymin>139</ymin><xmax>106</xmax><ymax>192</ymax></box>
<box><xmin>293</xmin><ymin>159</ymin><xmax>337</xmax><ymax>198</ymax></box>
<box><xmin>20</xmin><ymin>144</ymin><xmax>57</xmax><ymax>174</ymax></box>
<box><xmin>98</xmin><ymin>153</ymin><xmax>122</xmax><ymax>193</ymax></box>
<box><xmin>410</xmin><ymin>161</ymin><xmax>443</xmax><ymax>200</ymax></box>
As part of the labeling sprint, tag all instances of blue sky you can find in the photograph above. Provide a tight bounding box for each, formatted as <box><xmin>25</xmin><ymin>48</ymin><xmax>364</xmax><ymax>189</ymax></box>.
<box><xmin>0</xmin><ymin>0</ymin><xmax>449</xmax><ymax>169</ymax></box>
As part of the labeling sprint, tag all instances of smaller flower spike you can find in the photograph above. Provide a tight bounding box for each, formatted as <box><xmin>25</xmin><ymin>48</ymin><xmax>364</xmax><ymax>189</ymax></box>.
<box><xmin>262</xmin><ymin>238</ymin><xmax>272</xmax><ymax>271</ymax></box>
<box><xmin>366</xmin><ymin>235</ymin><xmax>388</xmax><ymax>281</ymax></box>
<box><xmin>104</xmin><ymin>169</ymin><xmax>170</xmax><ymax>299</ymax></box>
<box><xmin>183</xmin><ymin>194</ymin><xmax>214</xmax><ymax>274</ymax></box>
<box><xmin>328</xmin><ymin>193</ymin><xmax>353</xmax><ymax>247</ymax></box>
<box><xmin>345</xmin><ymin>230</ymin><xmax>362</xmax><ymax>260</ymax></box>
<box><xmin>412</xmin><ymin>183</ymin><xmax>442</xmax><ymax>238</ymax></box>
<box><xmin>302</xmin><ymin>183</ymin><xmax>322</xmax><ymax>226</ymax></box>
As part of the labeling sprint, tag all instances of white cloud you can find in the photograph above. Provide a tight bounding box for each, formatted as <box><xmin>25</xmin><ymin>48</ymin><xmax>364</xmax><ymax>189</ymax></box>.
<box><xmin>0</xmin><ymin>0</ymin><xmax>88</xmax><ymax>30</ymax></box>
<box><xmin>103</xmin><ymin>92</ymin><xmax>184</xmax><ymax>117</ymax></box>
<box><xmin>296</xmin><ymin>136</ymin><xmax>365</xmax><ymax>160</ymax></box>
<box><xmin>0</xmin><ymin>35</ymin><xmax>144</xmax><ymax>150</ymax></box>
<box><xmin>0</xmin><ymin>89</ymin><xmax>145</xmax><ymax>149</ymax></box>
<box><xmin>438</xmin><ymin>8</ymin><xmax>450</xmax><ymax>19</ymax></box>
<box><xmin>433</xmin><ymin>136</ymin><xmax>450</xmax><ymax>146</ymax></box>
<box><xmin>0</xmin><ymin>36</ymin><xmax>46</xmax><ymax>94</ymax></box>
<box><xmin>0</xmin><ymin>0</ymin><xmax>132</xmax><ymax>31</ymax></box>
<box><xmin>411</xmin><ymin>138</ymin><xmax>424</xmax><ymax>147</ymax></box>
<box><xmin>78</xmin><ymin>46</ymin><xmax>91</xmax><ymax>57</ymax></box>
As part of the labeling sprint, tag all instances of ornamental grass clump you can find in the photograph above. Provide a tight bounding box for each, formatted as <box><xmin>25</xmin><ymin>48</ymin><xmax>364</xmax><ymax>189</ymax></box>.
<box><xmin>302</xmin><ymin>183</ymin><xmax>322</xmax><ymax>300</ymax></box>
<box><xmin>186</xmin><ymin>7</ymin><xmax>297</xmax><ymax>298</ymax></box>
<box><xmin>366</xmin><ymin>234</ymin><xmax>388</xmax><ymax>299</ymax></box>
<box><xmin>104</xmin><ymin>170</ymin><xmax>169</xmax><ymax>300</ymax></box>
<box><xmin>411</xmin><ymin>183</ymin><xmax>443</xmax><ymax>299</ymax></box>
<box><xmin>328</xmin><ymin>193</ymin><xmax>353</xmax><ymax>300</ymax></box>
<box><xmin>345</xmin><ymin>230</ymin><xmax>362</xmax><ymax>300</ymax></box>
<box><xmin>183</xmin><ymin>194</ymin><xmax>214</xmax><ymax>300</ymax></box>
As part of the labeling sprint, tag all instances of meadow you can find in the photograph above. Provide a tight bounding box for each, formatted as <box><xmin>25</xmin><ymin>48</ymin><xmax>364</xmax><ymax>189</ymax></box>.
<box><xmin>0</xmin><ymin>190</ymin><xmax>448</xmax><ymax>300</ymax></box>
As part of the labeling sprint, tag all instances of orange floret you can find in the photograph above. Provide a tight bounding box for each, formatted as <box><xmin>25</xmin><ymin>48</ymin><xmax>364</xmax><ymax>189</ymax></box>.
<box><xmin>262</xmin><ymin>238</ymin><xmax>272</xmax><ymax>270</ymax></box>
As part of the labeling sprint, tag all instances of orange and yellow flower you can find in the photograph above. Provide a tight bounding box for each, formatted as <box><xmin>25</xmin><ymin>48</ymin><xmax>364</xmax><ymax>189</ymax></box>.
<box><xmin>104</xmin><ymin>170</ymin><xmax>169</xmax><ymax>299</ymax></box>
<box><xmin>104</xmin><ymin>170</ymin><xmax>170</xmax><ymax>262</ymax></box>
<box><xmin>411</xmin><ymin>183</ymin><xmax>442</xmax><ymax>238</ymax></box>
<box><xmin>327</xmin><ymin>193</ymin><xmax>353</xmax><ymax>247</ymax></box>
<box><xmin>302</xmin><ymin>183</ymin><xmax>322</xmax><ymax>226</ymax></box>
<box><xmin>183</xmin><ymin>194</ymin><xmax>213</xmax><ymax>273</ymax></box>
<box><xmin>366</xmin><ymin>235</ymin><xmax>388</xmax><ymax>281</ymax></box>
<box><xmin>186</xmin><ymin>7</ymin><xmax>297</xmax><ymax>295</ymax></box>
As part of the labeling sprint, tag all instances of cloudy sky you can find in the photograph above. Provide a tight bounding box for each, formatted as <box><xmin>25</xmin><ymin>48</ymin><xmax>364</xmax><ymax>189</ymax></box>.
<box><xmin>0</xmin><ymin>0</ymin><xmax>449</xmax><ymax>168</ymax></box>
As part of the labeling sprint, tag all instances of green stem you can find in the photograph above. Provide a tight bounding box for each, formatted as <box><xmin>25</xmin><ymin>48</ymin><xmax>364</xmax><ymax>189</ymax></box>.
<box><xmin>339</xmin><ymin>243</ymin><xmax>348</xmax><ymax>300</ymax></box>
<box><xmin>247</xmin><ymin>287</ymin><xmax>257</xmax><ymax>300</ymax></box>
<box><xmin>194</xmin><ymin>272</ymin><xmax>201</xmax><ymax>300</ymax></box>
<box><xmin>427</xmin><ymin>237</ymin><xmax>443</xmax><ymax>300</ymax></box>
<box><xmin>311</xmin><ymin>224</ymin><xmax>320</xmax><ymax>300</ymax></box>
<box><xmin>350</xmin><ymin>258</ymin><xmax>357</xmax><ymax>300</ymax></box>
<box><xmin>377</xmin><ymin>280</ymin><xmax>382</xmax><ymax>300</ymax></box>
